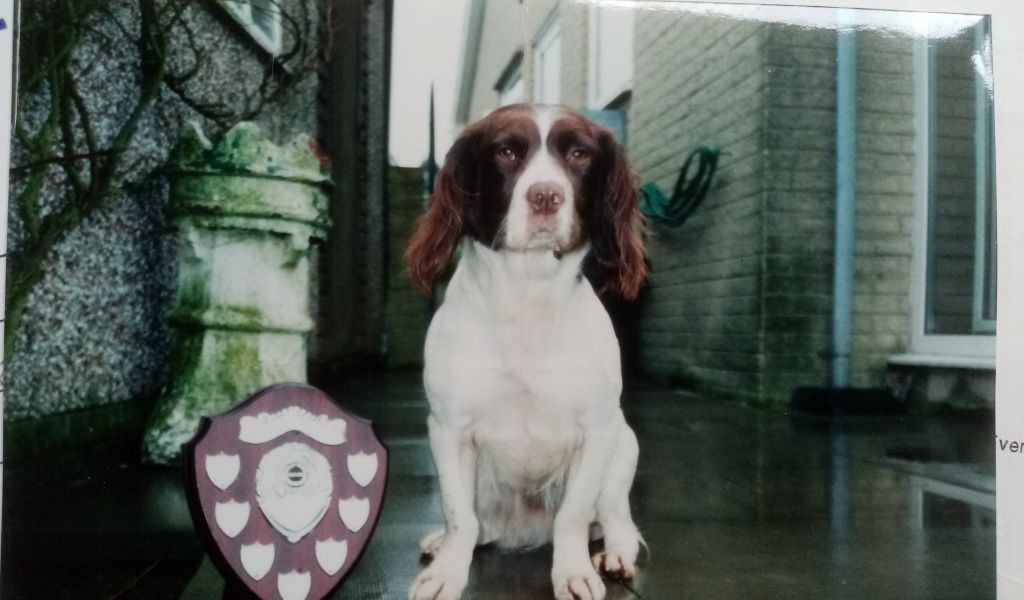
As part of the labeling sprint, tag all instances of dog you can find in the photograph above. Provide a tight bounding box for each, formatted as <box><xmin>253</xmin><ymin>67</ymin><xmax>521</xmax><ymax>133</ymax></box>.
<box><xmin>404</xmin><ymin>104</ymin><xmax>647</xmax><ymax>600</ymax></box>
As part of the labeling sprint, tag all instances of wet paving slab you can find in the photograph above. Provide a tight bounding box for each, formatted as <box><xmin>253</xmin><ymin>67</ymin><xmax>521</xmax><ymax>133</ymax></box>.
<box><xmin>2</xmin><ymin>372</ymin><xmax>995</xmax><ymax>599</ymax></box>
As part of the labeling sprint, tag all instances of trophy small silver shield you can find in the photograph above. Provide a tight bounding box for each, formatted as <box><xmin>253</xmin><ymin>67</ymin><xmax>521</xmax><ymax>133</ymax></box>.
<box><xmin>186</xmin><ymin>384</ymin><xmax>387</xmax><ymax>600</ymax></box>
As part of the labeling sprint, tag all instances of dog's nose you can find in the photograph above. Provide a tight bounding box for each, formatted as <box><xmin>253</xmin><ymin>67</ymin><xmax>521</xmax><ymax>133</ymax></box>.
<box><xmin>526</xmin><ymin>182</ymin><xmax>565</xmax><ymax>216</ymax></box>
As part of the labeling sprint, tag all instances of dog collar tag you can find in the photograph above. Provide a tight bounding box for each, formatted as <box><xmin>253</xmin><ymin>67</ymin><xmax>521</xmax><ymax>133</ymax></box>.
<box><xmin>186</xmin><ymin>384</ymin><xmax>388</xmax><ymax>600</ymax></box>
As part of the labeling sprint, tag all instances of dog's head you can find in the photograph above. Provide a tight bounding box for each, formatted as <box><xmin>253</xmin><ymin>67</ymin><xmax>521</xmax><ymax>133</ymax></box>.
<box><xmin>405</xmin><ymin>104</ymin><xmax>647</xmax><ymax>300</ymax></box>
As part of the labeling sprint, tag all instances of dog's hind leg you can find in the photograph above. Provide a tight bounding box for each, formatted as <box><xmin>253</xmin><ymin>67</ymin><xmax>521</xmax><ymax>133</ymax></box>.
<box><xmin>591</xmin><ymin>421</ymin><xmax>641</xmax><ymax>581</ymax></box>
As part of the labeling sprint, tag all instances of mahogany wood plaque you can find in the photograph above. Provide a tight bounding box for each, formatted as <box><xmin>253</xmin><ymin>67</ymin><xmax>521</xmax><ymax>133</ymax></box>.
<box><xmin>185</xmin><ymin>383</ymin><xmax>388</xmax><ymax>600</ymax></box>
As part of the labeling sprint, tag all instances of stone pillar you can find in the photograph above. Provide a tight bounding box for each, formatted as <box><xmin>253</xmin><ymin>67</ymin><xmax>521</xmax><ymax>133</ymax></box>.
<box><xmin>143</xmin><ymin>122</ymin><xmax>328</xmax><ymax>465</ymax></box>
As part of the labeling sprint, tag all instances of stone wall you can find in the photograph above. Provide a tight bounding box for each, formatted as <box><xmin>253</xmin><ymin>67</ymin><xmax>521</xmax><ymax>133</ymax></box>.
<box><xmin>5</xmin><ymin>1</ymin><xmax>322</xmax><ymax>421</ymax></box>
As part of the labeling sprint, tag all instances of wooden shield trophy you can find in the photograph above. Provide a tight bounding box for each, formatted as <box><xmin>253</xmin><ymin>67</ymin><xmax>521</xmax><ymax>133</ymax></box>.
<box><xmin>185</xmin><ymin>384</ymin><xmax>387</xmax><ymax>599</ymax></box>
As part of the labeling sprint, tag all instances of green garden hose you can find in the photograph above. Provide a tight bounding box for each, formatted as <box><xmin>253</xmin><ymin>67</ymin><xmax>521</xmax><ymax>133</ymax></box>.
<box><xmin>639</xmin><ymin>146</ymin><xmax>720</xmax><ymax>227</ymax></box>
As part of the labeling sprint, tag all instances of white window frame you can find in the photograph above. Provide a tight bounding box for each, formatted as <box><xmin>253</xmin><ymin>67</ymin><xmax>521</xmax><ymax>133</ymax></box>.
<box><xmin>220</xmin><ymin>0</ymin><xmax>283</xmax><ymax>56</ymax></box>
<box><xmin>533</xmin><ymin>20</ymin><xmax>562</xmax><ymax>104</ymax></box>
<box><xmin>971</xmin><ymin>19</ymin><xmax>996</xmax><ymax>335</ymax></box>
<box><xmin>909</xmin><ymin>15</ymin><xmax>995</xmax><ymax>359</ymax></box>
<box><xmin>587</xmin><ymin>5</ymin><xmax>634</xmax><ymax>109</ymax></box>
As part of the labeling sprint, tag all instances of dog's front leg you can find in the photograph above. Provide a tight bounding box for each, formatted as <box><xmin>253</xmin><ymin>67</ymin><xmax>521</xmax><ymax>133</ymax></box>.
<box><xmin>551</xmin><ymin>418</ymin><xmax>619</xmax><ymax>600</ymax></box>
<box><xmin>409</xmin><ymin>415</ymin><xmax>478</xmax><ymax>600</ymax></box>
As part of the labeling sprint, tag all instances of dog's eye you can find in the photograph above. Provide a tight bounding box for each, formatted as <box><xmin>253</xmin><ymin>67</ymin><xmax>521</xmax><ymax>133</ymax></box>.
<box><xmin>497</xmin><ymin>146</ymin><xmax>517</xmax><ymax>161</ymax></box>
<box><xmin>568</xmin><ymin>149</ymin><xmax>590</xmax><ymax>162</ymax></box>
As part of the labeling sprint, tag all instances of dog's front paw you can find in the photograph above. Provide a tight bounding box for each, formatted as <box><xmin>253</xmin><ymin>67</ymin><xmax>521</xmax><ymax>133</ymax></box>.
<box><xmin>552</xmin><ymin>567</ymin><xmax>606</xmax><ymax>600</ymax></box>
<box><xmin>419</xmin><ymin>528</ymin><xmax>446</xmax><ymax>559</ymax></box>
<box><xmin>409</xmin><ymin>564</ymin><xmax>468</xmax><ymax>600</ymax></box>
<box><xmin>591</xmin><ymin>551</ymin><xmax>636</xmax><ymax>581</ymax></box>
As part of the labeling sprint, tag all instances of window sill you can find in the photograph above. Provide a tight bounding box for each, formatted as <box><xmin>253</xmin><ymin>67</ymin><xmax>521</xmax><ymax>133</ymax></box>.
<box><xmin>888</xmin><ymin>353</ymin><xmax>995</xmax><ymax>370</ymax></box>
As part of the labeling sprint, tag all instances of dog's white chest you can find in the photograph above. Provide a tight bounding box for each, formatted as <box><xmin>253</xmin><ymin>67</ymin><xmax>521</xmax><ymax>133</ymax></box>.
<box><xmin>422</xmin><ymin>245</ymin><xmax>623</xmax><ymax>484</ymax></box>
<box><xmin>425</xmin><ymin>281</ymin><xmax>620</xmax><ymax>416</ymax></box>
<box><xmin>472</xmin><ymin>384</ymin><xmax>581</xmax><ymax>485</ymax></box>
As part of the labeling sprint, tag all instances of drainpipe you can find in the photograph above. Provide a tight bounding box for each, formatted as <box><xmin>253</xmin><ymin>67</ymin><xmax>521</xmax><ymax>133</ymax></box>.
<box><xmin>827</xmin><ymin>15</ymin><xmax>858</xmax><ymax>569</ymax></box>
<box><xmin>832</xmin><ymin>14</ymin><xmax>857</xmax><ymax>388</ymax></box>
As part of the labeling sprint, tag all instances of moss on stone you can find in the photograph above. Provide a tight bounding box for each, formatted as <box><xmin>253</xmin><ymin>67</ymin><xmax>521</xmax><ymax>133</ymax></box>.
<box><xmin>169</xmin><ymin>122</ymin><xmax>328</xmax><ymax>185</ymax></box>
<box><xmin>143</xmin><ymin>333</ymin><xmax>267</xmax><ymax>464</ymax></box>
<box><xmin>143</xmin><ymin>121</ymin><xmax>324</xmax><ymax>465</ymax></box>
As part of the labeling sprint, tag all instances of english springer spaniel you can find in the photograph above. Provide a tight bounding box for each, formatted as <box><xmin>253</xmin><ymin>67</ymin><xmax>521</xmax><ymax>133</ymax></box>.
<box><xmin>405</xmin><ymin>104</ymin><xmax>647</xmax><ymax>600</ymax></box>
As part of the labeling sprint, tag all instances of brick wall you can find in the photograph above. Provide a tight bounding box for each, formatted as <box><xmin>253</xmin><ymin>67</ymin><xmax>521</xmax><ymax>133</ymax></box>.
<box><xmin>758</xmin><ymin>24</ymin><xmax>838</xmax><ymax>401</ymax></box>
<box><xmin>631</xmin><ymin>13</ymin><xmax>769</xmax><ymax>403</ymax></box>
<box><xmin>633</xmin><ymin>20</ymin><xmax>926</xmax><ymax>406</ymax></box>
<box><xmin>928</xmin><ymin>29</ymin><xmax>980</xmax><ymax>334</ymax></box>
<box><xmin>848</xmin><ymin>30</ymin><xmax>917</xmax><ymax>387</ymax></box>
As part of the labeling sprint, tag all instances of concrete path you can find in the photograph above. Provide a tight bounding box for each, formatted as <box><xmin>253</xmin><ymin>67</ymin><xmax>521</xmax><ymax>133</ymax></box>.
<box><xmin>2</xmin><ymin>372</ymin><xmax>995</xmax><ymax>599</ymax></box>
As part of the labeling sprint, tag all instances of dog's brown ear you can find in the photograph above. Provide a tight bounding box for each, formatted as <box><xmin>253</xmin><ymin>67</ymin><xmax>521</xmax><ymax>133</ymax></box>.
<box><xmin>405</xmin><ymin>133</ymin><xmax>477</xmax><ymax>293</ymax></box>
<box><xmin>587</xmin><ymin>130</ymin><xmax>648</xmax><ymax>300</ymax></box>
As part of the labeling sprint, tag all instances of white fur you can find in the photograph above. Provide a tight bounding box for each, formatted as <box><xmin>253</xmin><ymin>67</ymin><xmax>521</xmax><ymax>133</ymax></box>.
<box><xmin>504</xmin><ymin>106</ymin><xmax>578</xmax><ymax>253</ymax></box>
<box><xmin>409</xmin><ymin>241</ymin><xmax>642</xmax><ymax>600</ymax></box>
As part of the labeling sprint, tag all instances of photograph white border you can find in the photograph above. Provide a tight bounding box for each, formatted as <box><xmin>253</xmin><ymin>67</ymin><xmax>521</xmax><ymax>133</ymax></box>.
<box><xmin>0</xmin><ymin>0</ymin><xmax>1021</xmax><ymax>595</ymax></box>
<box><xmin>0</xmin><ymin>0</ymin><xmax>15</xmax><ymax>576</ymax></box>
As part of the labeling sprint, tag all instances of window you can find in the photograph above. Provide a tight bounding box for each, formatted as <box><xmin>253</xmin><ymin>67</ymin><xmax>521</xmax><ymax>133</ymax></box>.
<box><xmin>495</xmin><ymin>51</ymin><xmax>525</xmax><ymax>107</ymax></box>
<box><xmin>220</xmin><ymin>0</ymin><xmax>283</xmax><ymax>56</ymax></box>
<box><xmin>588</xmin><ymin>5</ymin><xmax>634</xmax><ymax>109</ymax></box>
<box><xmin>911</xmin><ymin>15</ymin><xmax>995</xmax><ymax>357</ymax></box>
<box><xmin>533</xmin><ymin>21</ymin><xmax>561</xmax><ymax>104</ymax></box>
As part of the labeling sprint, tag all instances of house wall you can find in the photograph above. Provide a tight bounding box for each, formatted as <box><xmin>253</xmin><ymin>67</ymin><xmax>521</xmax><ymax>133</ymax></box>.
<box><xmin>928</xmin><ymin>28</ymin><xmax>981</xmax><ymax>335</ymax></box>
<box><xmin>757</xmin><ymin>24</ymin><xmax>838</xmax><ymax>401</ymax></box>
<box><xmin>848</xmin><ymin>30</ymin><xmax>917</xmax><ymax>387</ymax></box>
<box><xmin>524</xmin><ymin>0</ymin><xmax>560</xmax><ymax>85</ymax></box>
<box><xmin>635</xmin><ymin>22</ymin><xmax>971</xmax><ymax>405</ymax></box>
<box><xmin>5</xmin><ymin>2</ymin><xmax>323</xmax><ymax>421</ymax></box>
<box><xmin>636</xmin><ymin>22</ymin><xmax>943</xmax><ymax>404</ymax></box>
<box><xmin>456</xmin><ymin>5</ymin><xmax>990</xmax><ymax>407</ymax></box>
<box><xmin>631</xmin><ymin>13</ymin><xmax>769</xmax><ymax>403</ymax></box>
<box><xmin>461</xmin><ymin>0</ymin><xmax>585</xmax><ymax>124</ymax></box>
<box><xmin>464</xmin><ymin>0</ymin><xmax>529</xmax><ymax>123</ymax></box>
<box><xmin>559</xmin><ymin>2</ymin><xmax>589</xmax><ymax>109</ymax></box>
